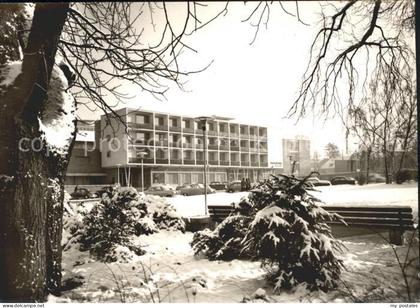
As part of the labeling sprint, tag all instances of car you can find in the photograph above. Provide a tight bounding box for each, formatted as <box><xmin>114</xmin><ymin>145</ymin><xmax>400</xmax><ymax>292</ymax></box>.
<box><xmin>144</xmin><ymin>184</ymin><xmax>176</xmax><ymax>197</ymax></box>
<box><xmin>306</xmin><ymin>177</ymin><xmax>331</xmax><ymax>186</ymax></box>
<box><xmin>70</xmin><ymin>187</ymin><xmax>93</xmax><ymax>199</ymax></box>
<box><xmin>368</xmin><ymin>173</ymin><xmax>386</xmax><ymax>183</ymax></box>
<box><xmin>226</xmin><ymin>180</ymin><xmax>243</xmax><ymax>193</ymax></box>
<box><xmin>209</xmin><ymin>181</ymin><xmax>228</xmax><ymax>191</ymax></box>
<box><xmin>330</xmin><ymin>176</ymin><xmax>357</xmax><ymax>185</ymax></box>
<box><xmin>176</xmin><ymin>183</ymin><xmax>215</xmax><ymax>196</ymax></box>
<box><xmin>94</xmin><ymin>186</ymin><xmax>114</xmax><ymax>198</ymax></box>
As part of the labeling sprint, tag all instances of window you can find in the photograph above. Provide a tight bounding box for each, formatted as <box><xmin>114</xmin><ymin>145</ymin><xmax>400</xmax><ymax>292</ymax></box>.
<box><xmin>136</xmin><ymin>132</ymin><xmax>146</xmax><ymax>143</ymax></box>
<box><xmin>156</xmin><ymin>116</ymin><xmax>164</xmax><ymax>126</ymax></box>
<box><xmin>171</xmin><ymin>118</ymin><xmax>178</xmax><ymax>127</ymax></box>
<box><xmin>136</xmin><ymin>115</ymin><xmax>148</xmax><ymax>124</ymax></box>
<box><xmin>183</xmin><ymin>119</ymin><xmax>191</xmax><ymax>128</ymax></box>
<box><xmin>106</xmin><ymin>151</ymin><xmax>111</xmax><ymax>158</ymax></box>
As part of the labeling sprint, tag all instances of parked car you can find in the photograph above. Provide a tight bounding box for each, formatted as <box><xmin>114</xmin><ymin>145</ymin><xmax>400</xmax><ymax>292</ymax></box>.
<box><xmin>209</xmin><ymin>181</ymin><xmax>228</xmax><ymax>191</ymax></box>
<box><xmin>306</xmin><ymin>177</ymin><xmax>331</xmax><ymax>186</ymax></box>
<box><xmin>226</xmin><ymin>180</ymin><xmax>243</xmax><ymax>193</ymax></box>
<box><xmin>70</xmin><ymin>187</ymin><xmax>93</xmax><ymax>199</ymax></box>
<box><xmin>368</xmin><ymin>173</ymin><xmax>386</xmax><ymax>183</ymax></box>
<box><xmin>330</xmin><ymin>176</ymin><xmax>357</xmax><ymax>185</ymax></box>
<box><xmin>144</xmin><ymin>184</ymin><xmax>176</xmax><ymax>197</ymax></box>
<box><xmin>94</xmin><ymin>186</ymin><xmax>114</xmax><ymax>198</ymax></box>
<box><xmin>176</xmin><ymin>183</ymin><xmax>215</xmax><ymax>196</ymax></box>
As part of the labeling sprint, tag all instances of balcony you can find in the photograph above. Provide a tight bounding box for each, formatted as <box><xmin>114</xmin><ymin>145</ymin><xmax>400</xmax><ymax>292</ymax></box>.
<box><xmin>129</xmin><ymin>157</ymin><xmax>154</xmax><ymax>164</ymax></box>
<box><xmin>220</xmin><ymin>161</ymin><xmax>229</xmax><ymax>166</ymax></box>
<box><xmin>196</xmin><ymin>159</ymin><xmax>204</xmax><ymax>165</ymax></box>
<box><xmin>219</xmin><ymin>130</ymin><xmax>229</xmax><ymax>137</ymax></box>
<box><xmin>156</xmin><ymin>158</ymin><xmax>169</xmax><ymax>164</ymax></box>
<box><xmin>128</xmin><ymin>122</ymin><xmax>153</xmax><ymax>130</ymax></box>
<box><xmin>170</xmin><ymin>141</ymin><xmax>182</xmax><ymax>148</ymax></box>
<box><xmin>219</xmin><ymin>145</ymin><xmax>229</xmax><ymax>151</ymax></box>
<box><xmin>230</xmin><ymin>146</ymin><xmax>239</xmax><ymax>151</ymax></box>
<box><xmin>183</xmin><ymin>127</ymin><xmax>194</xmax><ymax>134</ymax></box>
<box><xmin>208</xmin><ymin>144</ymin><xmax>218</xmax><ymax>150</ymax></box>
<box><xmin>207</xmin><ymin>130</ymin><xmax>218</xmax><ymax>136</ymax></box>
<box><xmin>155</xmin><ymin>124</ymin><xmax>168</xmax><ymax>131</ymax></box>
<box><xmin>155</xmin><ymin>140</ymin><xmax>168</xmax><ymax>147</ymax></box>
<box><xmin>251</xmin><ymin>161</ymin><xmax>259</xmax><ymax>167</ymax></box>
<box><xmin>240</xmin><ymin>146</ymin><xmax>249</xmax><ymax>152</ymax></box>
<box><xmin>241</xmin><ymin>161</ymin><xmax>250</xmax><ymax>166</ymax></box>
<box><xmin>183</xmin><ymin>159</ymin><xmax>195</xmax><ymax>165</ymax></box>
<box><xmin>169</xmin><ymin>126</ymin><xmax>181</xmax><ymax>133</ymax></box>
<box><xmin>170</xmin><ymin>159</ymin><xmax>182</xmax><ymax>164</ymax></box>
<box><xmin>183</xmin><ymin>143</ymin><xmax>194</xmax><ymax>148</ymax></box>
<box><xmin>231</xmin><ymin>161</ymin><xmax>240</xmax><ymax>166</ymax></box>
<box><xmin>209</xmin><ymin>160</ymin><xmax>219</xmax><ymax>165</ymax></box>
<box><xmin>260</xmin><ymin>161</ymin><xmax>268</xmax><ymax>167</ymax></box>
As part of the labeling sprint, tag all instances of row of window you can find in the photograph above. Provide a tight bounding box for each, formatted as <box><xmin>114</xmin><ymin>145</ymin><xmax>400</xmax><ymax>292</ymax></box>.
<box><xmin>152</xmin><ymin>172</ymin><xmax>227</xmax><ymax>185</ymax></box>
<box><xmin>128</xmin><ymin>114</ymin><xmax>267</xmax><ymax>135</ymax></box>
<box><xmin>130</xmin><ymin>132</ymin><xmax>268</xmax><ymax>149</ymax></box>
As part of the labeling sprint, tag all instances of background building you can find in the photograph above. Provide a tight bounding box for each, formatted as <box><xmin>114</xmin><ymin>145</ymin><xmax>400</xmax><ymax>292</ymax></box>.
<box><xmin>66</xmin><ymin>120</ymin><xmax>107</xmax><ymax>186</ymax></box>
<box><xmin>66</xmin><ymin>108</ymin><xmax>272</xmax><ymax>189</ymax></box>
<box><xmin>282</xmin><ymin>136</ymin><xmax>311</xmax><ymax>176</ymax></box>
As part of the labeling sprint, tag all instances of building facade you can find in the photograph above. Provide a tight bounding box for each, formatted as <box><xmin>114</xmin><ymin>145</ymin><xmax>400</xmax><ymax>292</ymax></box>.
<box><xmin>66</xmin><ymin>120</ymin><xmax>107</xmax><ymax>185</ymax></box>
<box><xmin>66</xmin><ymin>108</ymin><xmax>271</xmax><ymax>188</ymax></box>
<box><xmin>282</xmin><ymin>136</ymin><xmax>311</xmax><ymax>176</ymax></box>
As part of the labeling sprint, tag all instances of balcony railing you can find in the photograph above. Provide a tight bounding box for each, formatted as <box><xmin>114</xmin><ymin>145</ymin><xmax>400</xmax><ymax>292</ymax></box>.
<box><xmin>183</xmin><ymin>159</ymin><xmax>195</xmax><ymax>165</ymax></box>
<box><xmin>260</xmin><ymin>161</ymin><xmax>268</xmax><ymax>167</ymax></box>
<box><xmin>155</xmin><ymin>124</ymin><xmax>168</xmax><ymax>131</ymax></box>
<box><xmin>240</xmin><ymin>147</ymin><xmax>249</xmax><ymax>151</ymax></box>
<box><xmin>207</xmin><ymin>130</ymin><xmax>217</xmax><ymax>136</ymax></box>
<box><xmin>208</xmin><ymin>144</ymin><xmax>218</xmax><ymax>150</ymax></box>
<box><xmin>196</xmin><ymin>159</ymin><xmax>204</xmax><ymax>165</ymax></box>
<box><xmin>129</xmin><ymin>157</ymin><xmax>154</xmax><ymax>164</ymax></box>
<box><xmin>219</xmin><ymin>131</ymin><xmax>229</xmax><ymax>137</ymax></box>
<box><xmin>231</xmin><ymin>161</ymin><xmax>240</xmax><ymax>166</ymax></box>
<box><xmin>251</xmin><ymin>161</ymin><xmax>259</xmax><ymax>167</ymax></box>
<box><xmin>230</xmin><ymin>146</ymin><xmax>239</xmax><ymax>151</ymax></box>
<box><xmin>219</xmin><ymin>145</ymin><xmax>229</xmax><ymax>150</ymax></box>
<box><xmin>128</xmin><ymin>122</ymin><xmax>154</xmax><ymax>130</ymax></box>
<box><xmin>209</xmin><ymin>160</ymin><xmax>219</xmax><ymax>165</ymax></box>
<box><xmin>220</xmin><ymin>161</ymin><xmax>229</xmax><ymax>166</ymax></box>
<box><xmin>170</xmin><ymin>159</ymin><xmax>182</xmax><ymax>164</ymax></box>
<box><xmin>156</xmin><ymin>158</ymin><xmax>169</xmax><ymax>164</ymax></box>
<box><xmin>241</xmin><ymin>161</ymin><xmax>250</xmax><ymax>166</ymax></box>
<box><xmin>169</xmin><ymin>126</ymin><xmax>181</xmax><ymax>132</ymax></box>
<box><xmin>183</xmin><ymin>143</ymin><xmax>194</xmax><ymax>148</ymax></box>
<box><xmin>182</xmin><ymin>127</ymin><xmax>194</xmax><ymax>133</ymax></box>
<box><xmin>170</xmin><ymin>141</ymin><xmax>181</xmax><ymax>148</ymax></box>
<box><xmin>240</xmin><ymin>134</ymin><xmax>250</xmax><ymax>139</ymax></box>
<box><xmin>259</xmin><ymin>135</ymin><xmax>268</xmax><ymax>141</ymax></box>
<box><xmin>155</xmin><ymin>140</ymin><xmax>168</xmax><ymax>147</ymax></box>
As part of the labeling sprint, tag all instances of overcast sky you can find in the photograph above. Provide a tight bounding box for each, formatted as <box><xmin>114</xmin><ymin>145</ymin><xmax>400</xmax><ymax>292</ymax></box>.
<box><xmin>76</xmin><ymin>2</ymin><xmax>358</xmax><ymax>163</ymax></box>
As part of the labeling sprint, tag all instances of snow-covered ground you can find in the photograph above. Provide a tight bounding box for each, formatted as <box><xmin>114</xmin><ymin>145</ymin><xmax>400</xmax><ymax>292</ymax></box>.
<box><xmin>53</xmin><ymin>230</ymin><xmax>419</xmax><ymax>303</ymax></box>
<box><xmin>54</xmin><ymin>183</ymin><xmax>419</xmax><ymax>303</ymax></box>
<box><xmin>170</xmin><ymin>183</ymin><xmax>418</xmax><ymax>219</ymax></box>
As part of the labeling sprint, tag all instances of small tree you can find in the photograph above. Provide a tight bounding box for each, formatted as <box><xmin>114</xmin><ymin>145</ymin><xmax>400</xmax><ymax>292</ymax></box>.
<box><xmin>192</xmin><ymin>174</ymin><xmax>346</xmax><ymax>291</ymax></box>
<box><xmin>324</xmin><ymin>143</ymin><xmax>340</xmax><ymax>160</ymax></box>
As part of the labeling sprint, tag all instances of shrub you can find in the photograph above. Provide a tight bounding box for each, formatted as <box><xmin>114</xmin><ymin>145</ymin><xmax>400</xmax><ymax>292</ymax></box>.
<box><xmin>192</xmin><ymin>174</ymin><xmax>346</xmax><ymax>291</ymax></box>
<box><xmin>395</xmin><ymin>169</ymin><xmax>415</xmax><ymax>184</ymax></box>
<box><xmin>75</xmin><ymin>186</ymin><xmax>185</xmax><ymax>262</ymax></box>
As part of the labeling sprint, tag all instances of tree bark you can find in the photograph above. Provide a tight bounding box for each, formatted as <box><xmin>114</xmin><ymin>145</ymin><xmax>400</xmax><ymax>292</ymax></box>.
<box><xmin>0</xmin><ymin>3</ymin><xmax>70</xmax><ymax>302</ymax></box>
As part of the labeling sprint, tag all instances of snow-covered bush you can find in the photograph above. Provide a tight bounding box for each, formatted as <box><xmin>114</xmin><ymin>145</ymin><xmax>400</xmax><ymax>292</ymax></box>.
<box><xmin>66</xmin><ymin>186</ymin><xmax>184</xmax><ymax>262</ymax></box>
<box><xmin>192</xmin><ymin>174</ymin><xmax>346</xmax><ymax>291</ymax></box>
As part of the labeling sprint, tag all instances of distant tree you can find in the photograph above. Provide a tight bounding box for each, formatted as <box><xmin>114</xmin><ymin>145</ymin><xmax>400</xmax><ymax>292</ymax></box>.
<box><xmin>324</xmin><ymin>143</ymin><xmax>340</xmax><ymax>159</ymax></box>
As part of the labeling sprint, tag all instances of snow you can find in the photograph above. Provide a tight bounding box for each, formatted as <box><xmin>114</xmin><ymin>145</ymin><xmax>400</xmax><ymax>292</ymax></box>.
<box><xmin>169</xmin><ymin>183</ymin><xmax>418</xmax><ymax>219</ymax></box>
<box><xmin>38</xmin><ymin>65</ymin><xmax>75</xmax><ymax>155</ymax></box>
<box><xmin>56</xmin><ymin>230</ymin><xmax>419</xmax><ymax>303</ymax></box>
<box><xmin>56</xmin><ymin>183</ymin><xmax>419</xmax><ymax>302</ymax></box>
<box><xmin>0</xmin><ymin>61</ymin><xmax>22</xmax><ymax>91</ymax></box>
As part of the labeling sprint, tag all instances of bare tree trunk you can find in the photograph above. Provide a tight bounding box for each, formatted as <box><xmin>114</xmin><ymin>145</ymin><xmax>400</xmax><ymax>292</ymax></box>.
<box><xmin>0</xmin><ymin>3</ymin><xmax>70</xmax><ymax>302</ymax></box>
<box><xmin>365</xmin><ymin>146</ymin><xmax>371</xmax><ymax>184</ymax></box>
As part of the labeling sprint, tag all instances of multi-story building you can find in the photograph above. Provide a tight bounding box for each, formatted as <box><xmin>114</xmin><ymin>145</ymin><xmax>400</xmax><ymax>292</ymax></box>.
<box><xmin>98</xmin><ymin>107</ymin><xmax>271</xmax><ymax>188</ymax></box>
<box><xmin>66</xmin><ymin>120</ymin><xmax>107</xmax><ymax>185</ymax></box>
<box><xmin>282</xmin><ymin>136</ymin><xmax>311</xmax><ymax>176</ymax></box>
